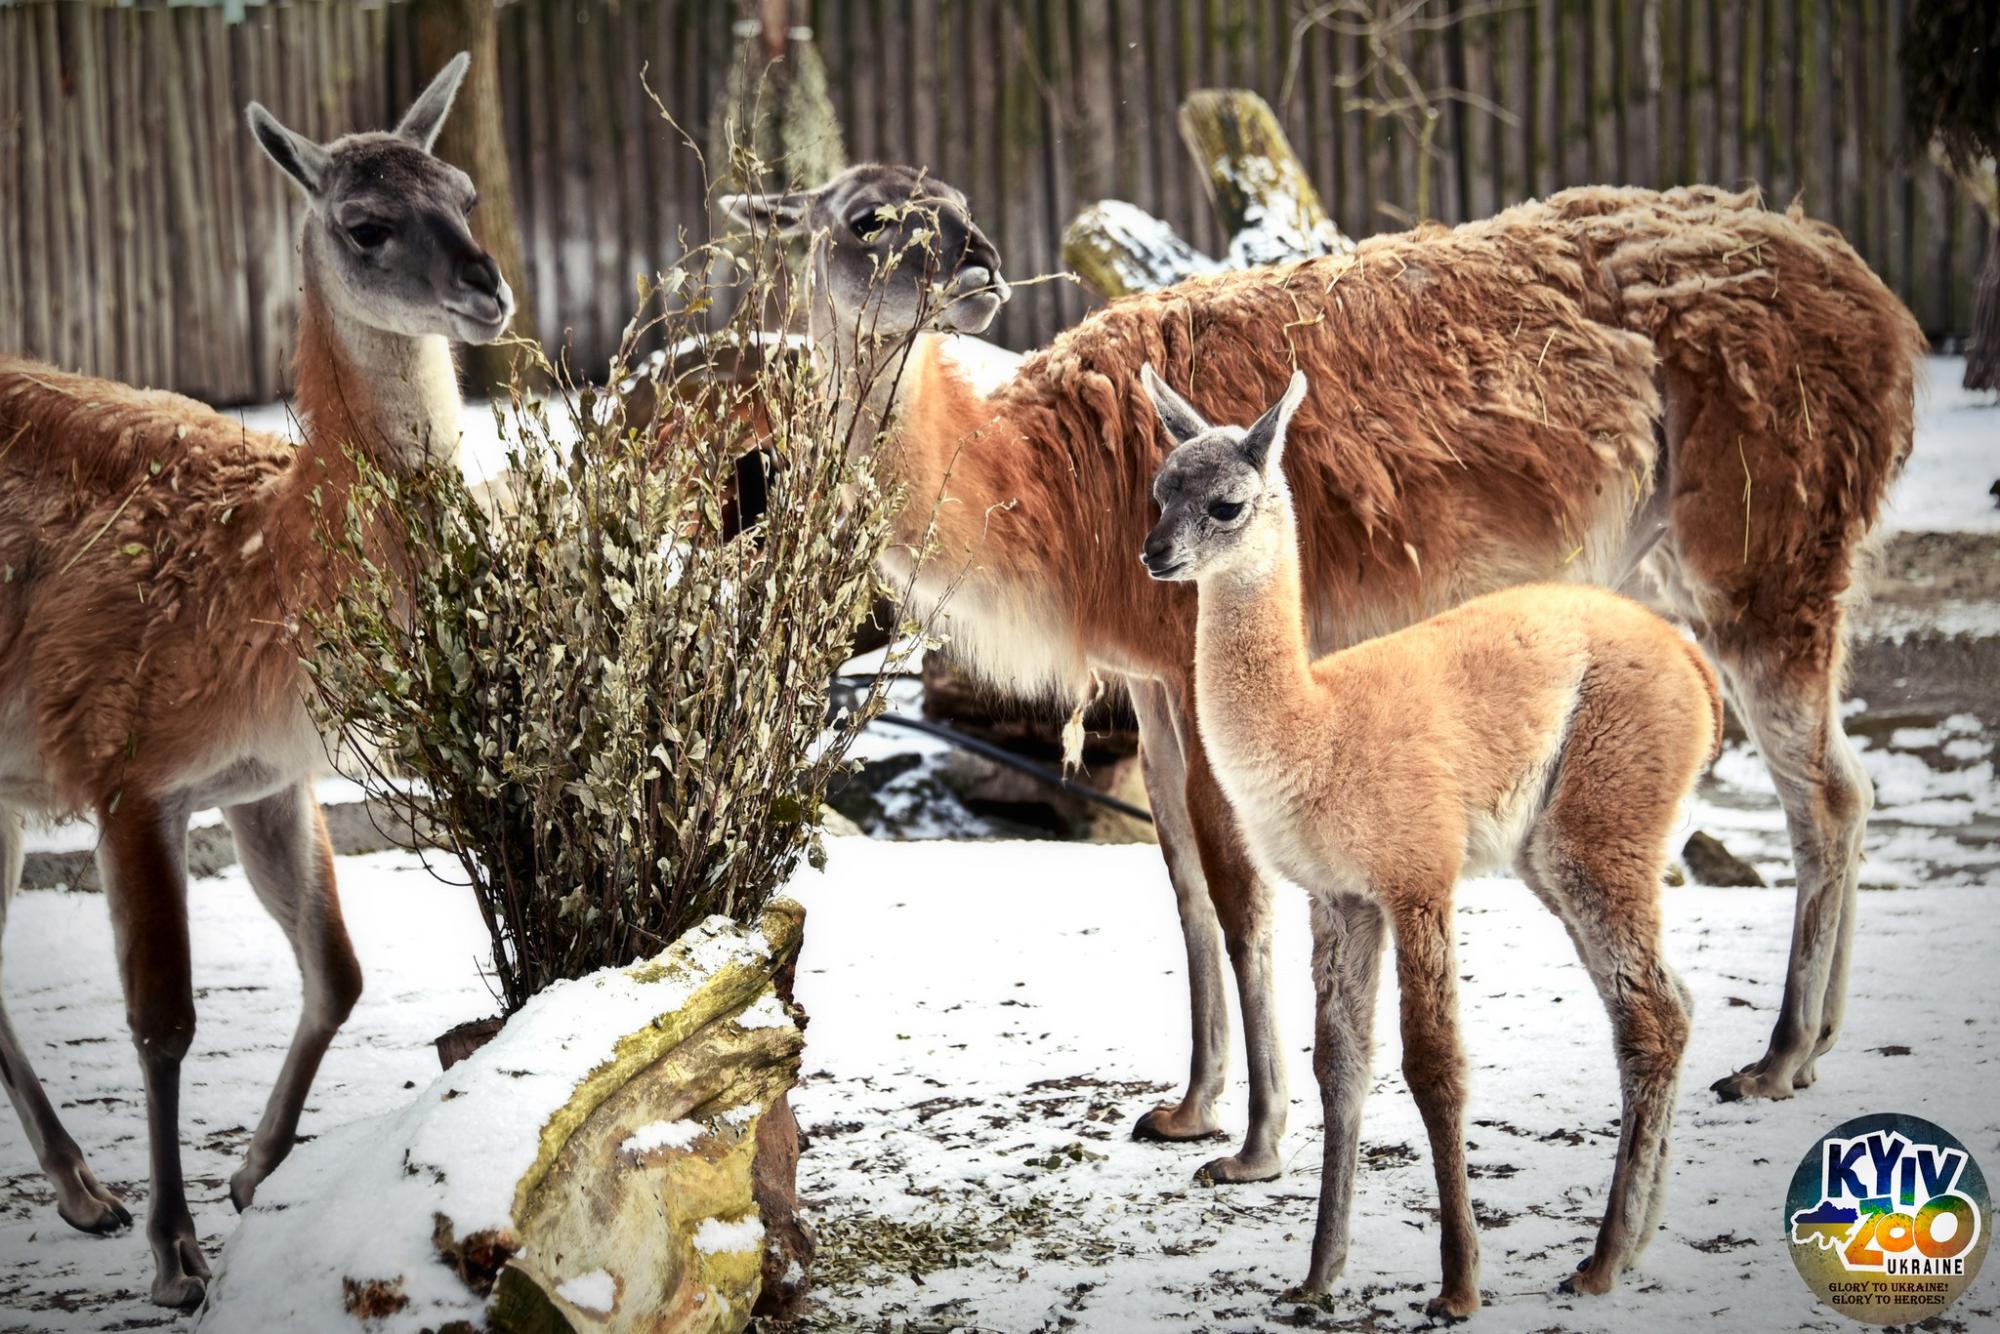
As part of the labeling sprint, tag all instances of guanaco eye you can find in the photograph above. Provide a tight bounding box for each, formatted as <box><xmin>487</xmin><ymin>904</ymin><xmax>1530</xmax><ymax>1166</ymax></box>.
<box><xmin>347</xmin><ymin>221</ymin><xmax>392</xmax><ymax>249</ymax></box>
<box><xmin>849</xmin><ymin>208</ymin><xmax>887</xmax><ymax>240</ymax></box>
<box><xmin>1208</xmin><ymin>499</ymin><xmax>1244</xmax><ymax>522</ymax></box>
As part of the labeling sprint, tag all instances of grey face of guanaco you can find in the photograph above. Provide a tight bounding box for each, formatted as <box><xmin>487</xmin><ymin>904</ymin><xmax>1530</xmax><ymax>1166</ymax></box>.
<box><xmin>719</xmin><ymin>163</ymin><xmax>1012</xmax><ymax>339</ymax></box>
<box><xmin>246</xmin><ymin>53</ymin><xmax>516</xmax><ymax>347</ymax></box>
<box><xmin>1139</xmin><ymin>365</ymin><xmax>1308</xmax><ymax>582</ymax></box>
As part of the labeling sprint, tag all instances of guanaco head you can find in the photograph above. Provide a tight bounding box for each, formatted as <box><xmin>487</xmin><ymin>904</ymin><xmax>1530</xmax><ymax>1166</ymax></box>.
<box><xmin>720</xmin><ymin>164</ymin><xmax>1010</xmax><ymax>342</ymax></box>
<box><xmin>1140</xmin><ymin>365</ymin><xmax>1309</xmax><ymax>582</ymax></box>
<box><xmin>246</xmin><ymin>53</ymin><xmax>514</xmax><ymax>346</ymax></box>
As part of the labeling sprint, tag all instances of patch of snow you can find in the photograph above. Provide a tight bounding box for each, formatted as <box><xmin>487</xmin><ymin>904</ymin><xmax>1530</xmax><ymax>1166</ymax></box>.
<box><xmin>555</xmin><ymin>1268</ymin><xmax>618</xmax><ymax>1314</ymax></box>
<box><xmin>691</xmin><ymin>1215</ymin><xmax>765</xmax><ymax>1255</ymax></box>
<box><xmin>1861</xmin><ymin>751</ymin><xmax>1992</xmax><ymax>808</ymax></box>
<box><xmin>1884</xmin><ymin>356</ymin><xmax>1999</xmax><ymax>534</ymax></box>
<box><xmin>771</xmin><ymin>837</ymin><xmax>1997</xmax><ymax>1333</ymax></box>
<box><xmin>734</xmin><ymin>993</ymin><xmax>792</xmax><ymax>1030</ymax></box>
<box><xmin>621</xmin><ymin>1119</ymin><xmax>706</xmax><ymax>1155</ymax></box>
<box><xmin>1857</xmin><ymin>598</ymin><xmax>2000</xmax><ymax>642</ymax></box>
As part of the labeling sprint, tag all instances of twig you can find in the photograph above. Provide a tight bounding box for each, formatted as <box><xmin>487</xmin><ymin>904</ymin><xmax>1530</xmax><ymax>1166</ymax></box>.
<box><xmin>56</xmin><ymin>476</ymin><xmax>149</xmax><ymax>577</ymax></box>
<box><xmin>1737</xmin><ymin>434</ymin><xmax>1753</xmax><ymax>563</ymax></box>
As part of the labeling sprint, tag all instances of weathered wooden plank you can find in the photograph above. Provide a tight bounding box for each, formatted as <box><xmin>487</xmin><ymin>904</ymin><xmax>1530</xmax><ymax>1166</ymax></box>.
<box><xmin>17</xmin><ymin>6</ymin><xmax>49</xmax><ymax>363</ymax></box>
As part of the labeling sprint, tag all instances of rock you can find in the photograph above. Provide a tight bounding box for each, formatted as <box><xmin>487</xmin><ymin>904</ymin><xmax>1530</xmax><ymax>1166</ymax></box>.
<box><xmin>23</xmin><ymin>798</ymin><xmax>431</xmax><ymax>892</ymax></box>
<box><xmin>824</xmin><ymin>752</ymin><xmax>925</xmax><ymax>828</ymax></box>
<box><xmin>1682</xmin><ymin>831</ymin><xmax>1765</xmax><ymax>887</ymax></box>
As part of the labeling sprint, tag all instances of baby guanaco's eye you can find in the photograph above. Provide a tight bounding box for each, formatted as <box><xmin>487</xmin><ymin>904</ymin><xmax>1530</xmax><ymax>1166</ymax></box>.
<box><xmin>1207</xmin><ymin>499</ymin><xmax>1244</xmax><ymax>522</ymax></box>
<box><xmin>347</xmin><ymin>221</ymin><xmax>392</xmax><ymax>249</ymax></box>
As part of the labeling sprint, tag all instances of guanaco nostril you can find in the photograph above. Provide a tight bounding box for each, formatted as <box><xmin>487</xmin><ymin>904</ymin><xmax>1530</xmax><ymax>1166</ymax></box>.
<box><xmin>458</xmin><ymin>254</ymin><xmax>501</xmax><ymax>298</ymax></box>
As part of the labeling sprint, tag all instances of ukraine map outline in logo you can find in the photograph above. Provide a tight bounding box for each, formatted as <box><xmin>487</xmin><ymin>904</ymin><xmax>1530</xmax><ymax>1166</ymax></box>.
<box><xmin>1785</xmin><ymin>1114</ymin><xmax>1992</xmax><ymax>1325</ymax></box>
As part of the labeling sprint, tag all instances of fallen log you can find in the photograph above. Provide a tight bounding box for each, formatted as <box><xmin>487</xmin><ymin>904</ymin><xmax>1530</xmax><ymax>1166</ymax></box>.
<box><xmin>198</xmin><ymin>902</ymin><xmax>812</xmax><ymax>1334</ymax></box>
<box><xmin>1062</xmin><ymin>89</ymin><xmax>1352</xmax><ymax>300</ymax></box>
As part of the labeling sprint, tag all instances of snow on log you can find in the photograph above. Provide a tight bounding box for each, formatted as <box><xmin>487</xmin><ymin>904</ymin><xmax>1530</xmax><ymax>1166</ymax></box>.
<box><xmin>1177</xmin><ymin>89</ymin><xmax>1353</xmax><ymax>269</ymax></box>
<box><xmin>1063</xmin><ymin>90</ymin><xmax>1352</xmax><ymax>301</ymax></box>
<box><xmin>197</xmin><ymin>901</ymin><xmax>810</xmax><ymax>1334</ymax></box>
<box><xmin>1061</xmin><ymin>200</ymin><xmax>1222</xmax><ymax>301</ymax></box>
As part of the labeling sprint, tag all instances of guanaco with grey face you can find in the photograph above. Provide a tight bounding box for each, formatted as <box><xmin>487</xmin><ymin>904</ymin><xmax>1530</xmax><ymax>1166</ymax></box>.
<box><xmin>0</xmin><ymin>55</ymin><xmax>510</xmax><ymax>1308</ymax></box>
<box><xmin>1142</xmin><ymin>365</ymin><xmax>1718</xmax><ymax>1316</ymax></box>
<box><xmin>729</xmin><ymin>174</ymin><xmax>1918</xmax><ymax>1206</ymax></box>
<box><xmin>721</xmin><ymin>164</ymin><xmax>1010</xmax><ymax>439</ymax></box>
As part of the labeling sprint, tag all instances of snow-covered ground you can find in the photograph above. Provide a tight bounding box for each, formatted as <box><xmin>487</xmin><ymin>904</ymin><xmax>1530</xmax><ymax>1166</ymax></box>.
<box><xmin>1885</xmin><ymin>357</ymin><xmax>1998</xmax><ymax>536</ymax></box>
<box><xmin>0</xmin><ymin>359</ymin><xmax>1991</xmax><ymax>1329</ymax></box>
<box><xmin>0</xmin><ymin>840</ymin><xmax>1993</xmax><ymax>1332</ymax></box>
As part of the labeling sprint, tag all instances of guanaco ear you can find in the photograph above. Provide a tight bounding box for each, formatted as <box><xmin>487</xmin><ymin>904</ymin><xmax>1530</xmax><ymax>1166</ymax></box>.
<box><xmin>397</xmin><ymin>52</ymin><xmax>470</xmax><ymax>152</ymax></box>
<box><xmin>719</xmin><ymin>189</ymin><xmax>816</xmax><ymax>237</ymax></box>
<box><xmin>1140</xmin><ymin>363</ymin><xmax>1210</xmax><ymax>447</ymax></box>
<box><xmin>246</xmin><ymin>102</ymin><xmax>331</xmax><ymax>197</ymax></box>
<box><xmin>1241</xmin><ymin>370</ymin><xmax>1308</xmax><ymax>475</ymax></box>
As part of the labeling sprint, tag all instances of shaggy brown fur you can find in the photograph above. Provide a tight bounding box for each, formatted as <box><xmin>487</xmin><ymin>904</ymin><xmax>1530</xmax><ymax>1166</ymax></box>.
<box><xmin>879</xmin><ymin>184</ymin><xmax>1922</xmax><ymax>1177</ymax></box>
<box><xmin>0</xmin><ymin>361</ymin><xmax>320</xmax><ymax>809</ymax></box>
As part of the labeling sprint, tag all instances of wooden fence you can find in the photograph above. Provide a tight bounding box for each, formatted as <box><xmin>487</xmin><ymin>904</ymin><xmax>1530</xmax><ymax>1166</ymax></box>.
<box><xmin>1</xmin><ymin>0</ymin><xmax>1989</xmax><ymax>403</ymax></box>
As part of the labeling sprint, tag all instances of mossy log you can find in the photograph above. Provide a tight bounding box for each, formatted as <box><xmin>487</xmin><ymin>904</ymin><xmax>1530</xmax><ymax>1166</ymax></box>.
<box><xmin>197</xmin><ymin>903</ymin><xmax>811</xmax><ymax>1334</ymax></box>
<box><xmin>1062</xmin><ymin>89</ymin><xmax>1351</xmax><ymax>300</ymax></box>
<box><xmin>1177</xmin><ymin>89</ymin><xmax>1353</xmax><ymax>268</ymax></box>
<box><xmin>495</xmin><ymin>901</ymin><xmax>810</xmax><ymax>1332</ymax></box>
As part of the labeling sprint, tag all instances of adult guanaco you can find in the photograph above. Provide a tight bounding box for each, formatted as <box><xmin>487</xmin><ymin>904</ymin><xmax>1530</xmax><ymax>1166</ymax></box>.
<box><xmin>726</xmin><ymin>169</ymin><xmax>1921</xmax><ymax>1186</ymax></box>
<box><xmin>0</xmin><ymin>55</ymin><xmax>511</xmax><ymax>1307</ymax></box>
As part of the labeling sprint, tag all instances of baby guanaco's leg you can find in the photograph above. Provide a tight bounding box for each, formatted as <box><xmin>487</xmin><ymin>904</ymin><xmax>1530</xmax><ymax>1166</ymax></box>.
<box><xmin>1300</xmin><ymin>891</ymin><xmax>1389</xmax><ymax>1296</ymax></box>
<box><xmin>1384</xmin><ymin>885</ymin><xmax>1480</xmax><ymax>1320</ymax></box>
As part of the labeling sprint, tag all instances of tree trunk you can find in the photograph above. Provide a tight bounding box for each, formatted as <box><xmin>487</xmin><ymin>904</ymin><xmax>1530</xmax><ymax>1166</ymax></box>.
<box><xmin>414</xmin><ymin>0</ymin><xmax>541</xmax><ymax>396</ymax></box>
<box><xmin>1176</xmin><ymin>89</ymin><xmax>1353</xmax><ymax>267</ymax></box>
<box><xmin>1062</xmin><ymin>201</ymin><xmax>1220</xmax><ymax>301</ymax></box>
<box><xmin>1968</xmin><ymin>225</ymin><xmax>2000</xmax><ymax>393</ymax></box>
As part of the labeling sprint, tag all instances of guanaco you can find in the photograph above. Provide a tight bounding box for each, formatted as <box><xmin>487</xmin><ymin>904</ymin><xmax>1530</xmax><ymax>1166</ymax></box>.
<box><xmin>728</xmin><ymin>168</ymin><xmax>1921</xmax><ymax>1193</ymax></box>
<box><xmin>0</xmin><ymin>56</ymin><xmax>510</xmax><ymax>1307</ymax></box>
<box><xmin>1140</xmin><ymin>366</ymin><xmax>1719</xmax><ymax>1316</ymax></box>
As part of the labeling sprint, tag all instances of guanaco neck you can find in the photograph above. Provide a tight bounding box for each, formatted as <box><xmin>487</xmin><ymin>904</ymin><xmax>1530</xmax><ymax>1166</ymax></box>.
<box><xmin>807</xmin><ymin>283</ymin><xmax>925</xmax><ymax>455</ymax></box>
<box><xmin>268</xmin><ymin>239</ymin><xmax>460</xmax><ymax>591</ymax></box>
<box><xmin>1192</xmin><ymin>490</ymin><xmax>1320</xmax><ymax>767</ymax></box>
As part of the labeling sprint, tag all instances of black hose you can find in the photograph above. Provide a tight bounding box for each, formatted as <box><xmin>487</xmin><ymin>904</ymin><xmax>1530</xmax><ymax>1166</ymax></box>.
<box><xmin>864</xmin><ymin>710</ymin><xmax>1155</xmax><ymax>825</ymax></box>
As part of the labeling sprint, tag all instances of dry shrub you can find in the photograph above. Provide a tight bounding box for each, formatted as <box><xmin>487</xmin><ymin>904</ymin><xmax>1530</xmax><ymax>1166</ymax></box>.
<box><xmin>304</xmin><ymin>211</ymin><xmax>933</xmax><ymax>1010</ymax></box>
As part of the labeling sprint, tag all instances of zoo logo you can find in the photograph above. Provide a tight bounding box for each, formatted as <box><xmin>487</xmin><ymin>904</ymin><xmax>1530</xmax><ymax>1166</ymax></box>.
<box><xmin>1785</xmin><ymin>1112</ymin><xmax>1992</xmax><ymax>1325</ymax></box>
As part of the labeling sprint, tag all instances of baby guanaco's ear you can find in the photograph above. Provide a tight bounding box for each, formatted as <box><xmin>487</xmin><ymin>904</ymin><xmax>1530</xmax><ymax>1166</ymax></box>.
<box><xmin>1140</xmin><ymin>363</ymin><xmax>1210</xmax><ymax>447</ymax></box>
<box><xmin>1241</xmin><ymin>369</ymin><xmax>1308</xmax><ymax>476</ymax></box>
